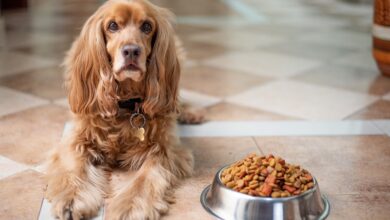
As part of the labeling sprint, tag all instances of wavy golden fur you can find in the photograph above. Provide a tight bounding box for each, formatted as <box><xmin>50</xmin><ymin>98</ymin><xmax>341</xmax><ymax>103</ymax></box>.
<box><xmin>45</xmin><ymin>0</ymin><xmax>195</xmax><ymax>219</ymax></box>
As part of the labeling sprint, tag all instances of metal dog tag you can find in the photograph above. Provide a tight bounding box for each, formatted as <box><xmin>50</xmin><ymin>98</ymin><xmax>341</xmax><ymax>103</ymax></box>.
<box><xmin>134</xmin><ymin>127</ymin><xmax>145</xmax><ymax>141</ymax></box>
<box><xmin>130</xmin><ymin>112</ymin><xmax>146</xmax><ymax>141</ymax></box>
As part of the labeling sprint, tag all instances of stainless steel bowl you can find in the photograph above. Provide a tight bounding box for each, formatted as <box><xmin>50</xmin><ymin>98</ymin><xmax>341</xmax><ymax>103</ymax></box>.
<box><xmin>200</xmin><ymin>166</ymin><xmax>330</xmax><ymax>220</ymax></box>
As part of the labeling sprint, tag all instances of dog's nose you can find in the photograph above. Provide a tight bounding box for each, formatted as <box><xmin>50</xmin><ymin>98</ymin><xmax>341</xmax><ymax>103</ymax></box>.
<box><xmin>122</xmin><ymin>44</ymin><xmax>141</xmax><ymax>60</ymax></box>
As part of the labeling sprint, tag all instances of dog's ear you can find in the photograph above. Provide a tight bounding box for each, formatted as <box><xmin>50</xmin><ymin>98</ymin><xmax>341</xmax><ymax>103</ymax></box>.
<box><xmin>142</xmin><ymin>6</ymin><xmax>180</xmax><ymax>117</ymax></box>
<box><xmin>65</xmin><ymin>4</ymin><xmax>117</xmax><ymax>117</ymax></box>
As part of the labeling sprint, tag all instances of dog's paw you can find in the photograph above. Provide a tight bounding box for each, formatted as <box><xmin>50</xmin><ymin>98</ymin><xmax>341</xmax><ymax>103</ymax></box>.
<box><xmin>178</xmin><ymin>107</ymin><xmax>206</xmax><ymax>125</ymax></box>
<box><xmin>109</xmin><ymin>196</ymin><xmax>169</xmax><ymax>220</ymax></box>
<box><xmin>52</xmin><ymin>199</ymin><xmax>79</xmax><ymax>220</ymax></box>
<box><xmin>51</xmin><ymin>198</ymin><xmax>101</xmax><ymax>220</ymax></box>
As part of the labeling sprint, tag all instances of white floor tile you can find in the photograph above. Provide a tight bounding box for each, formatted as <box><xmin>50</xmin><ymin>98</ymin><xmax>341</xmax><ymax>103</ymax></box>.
<box><xmin>0</xmin><ymin>155</ymin><xmax>29</xmax><ymax>180</ymax></box>
<box><xmin>263</xmin><ymin>42</ymin><xmax>352</xmax><ymax>61</ymax></box>
<box><xmin>336</xmin><ymin>52</ymin><xmax>378</xmax><ymax>71</ymax></box>
<box><xmin>204</xmin><ymin>51</ymin><xmax>321</xmax><ymax>78</ymax></box>
<box><xmin>190</xmin><ymin>31</ymin><xmax>287</xmax><ymax>50</ymax></box>
<box><xmin>226</xmin><ymin>80</ymin><xmax>378</xmax><ymax>120</ymax></box>
<box><xmin>297</xmin><ymin>30</ymin><xmax>371</xmax><ymax>50</ymax></box>
<box><xmin>271</xmin><ymin>15</ymin><xmax>348</xmax><ymax>29</ymax></box>
<box><xmin>179</xmin><ymin>120</ymin><xmax>383</xmax><ymax>137</ymax></box>
<box><xmin>180</xmin><ymin>89</ymin><xmax>221</xmax><ymax>108</ymax></box>
<box><xmin>0</xmin><ymin>86</ymin><xmax>49</xmax><ymax>117</ymax></box>
<box><xmin>328</xmin><ymin>1</ymin><xmax>372</xmax><ymax>16</ymax></box>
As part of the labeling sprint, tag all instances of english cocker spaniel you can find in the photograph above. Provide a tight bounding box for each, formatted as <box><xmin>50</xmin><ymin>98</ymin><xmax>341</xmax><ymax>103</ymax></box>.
<box><xmin>45</xmin><ymin>0</ymin><xmax>197</xmax><ymax>219</ymax></box>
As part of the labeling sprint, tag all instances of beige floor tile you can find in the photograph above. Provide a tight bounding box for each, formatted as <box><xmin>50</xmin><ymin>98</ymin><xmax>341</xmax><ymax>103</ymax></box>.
<box><xmin>180</xmin><ymin>66</ymin><xmax>268</xmax><ymax>97</ymax></box>
<box><xmin>180</xmin><ymin>89</ymin><xmax>221</xmax><ymax>108</ymax></box>
<box><xmin>0</xmin><ymin>105</ymin><xmax>70</xmax><ymax>165</ymax></box>
<box><xmin>182</xmin><ymin>137</ymin><xmax>260</xmax><ymax>176</ymax></box>
<box><xmin>190</xmin><ymin>31</ymin><xmax>287</xmax><ymax>50</ymax></box>
<box><xmin>0</xmin><ymin>170</ymin><xmax>45</xmax><ymax>220</ymax></box>
<box><xmin>0</xmin><ymin>155</ymin><xmax>29</xmax><ymax>180</ymax></box>
<box><xmin>347</xmin><ymin>100</ymin><xmax>390</xmax><ymax>119</ymax></box>
<box><xmin>227</xmin><ymin>80</ymin><xmax>378</xmax><ymax>120</ymax></box>
<box><xmin>105</xmin><ymin>171</ymin><xmax>213</xmax><ymax>220</ymax></box>
<box><xmin>0</xmin><ymin>86</ymin><xmax>49</xmax><ymax>118</ymax></box>
<box><xmin>254</xmin><ymin>136</ymin><xmax>390</xmax><ymax>195</ymax></box>
<box><xmin>0</xmin><ymin>51</ymin><xmax>56</xmax><ymax>77</ymax></box>
<box><xmin>293</xmin><ymin>65</ymin><xmax>390</xmax><ymax>96</ymax></box>
<box><xmin>336</xmin><ymin>51</ymin><xmax>378</xmax><ymax>71</ymax></box>
<box><xmin>166</xmin><ymin>137</ymin><xmax>260</xmax><ymax>219</ymax></box>
<box><xmin>105</xmin><ymin>137</ymin><xmax>259</xmax><ymax>220</ymax></box>
<box><xmin>206</xmin><ymin>102</ymin><xmax>296</xmax><ymax>121</ymax></box>
<box><xmin>327</xmin><ymin>193</ymin><xmax>390</xmax><ymax>220</ymax></box>
<box><xmin>163</xmin><ymin>176</ymin><xmax>214</xmax><ymax>220</ymax></box>
<box><xmin>204</xmin><ymin>51</ymin><xmax>321</xmax><ymax>78</ymax></box>
<box><xmin>0</xmin><ymin>66</ymin><xmax>66</xmax><ymax>100</ymax></box>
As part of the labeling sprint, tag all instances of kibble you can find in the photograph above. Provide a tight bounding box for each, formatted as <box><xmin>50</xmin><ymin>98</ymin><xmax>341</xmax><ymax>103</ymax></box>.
<box><xmin>221</xmin><ymin>154</ymin><xmax>315</xmax><ymax>198</ymax></box>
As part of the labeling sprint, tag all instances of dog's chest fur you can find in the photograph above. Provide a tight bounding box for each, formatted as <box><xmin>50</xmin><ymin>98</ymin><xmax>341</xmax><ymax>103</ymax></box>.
<box><xmin>81</xmin><ymin>113</ymin><xmax>175</xmax><ymax>169</ymax></box>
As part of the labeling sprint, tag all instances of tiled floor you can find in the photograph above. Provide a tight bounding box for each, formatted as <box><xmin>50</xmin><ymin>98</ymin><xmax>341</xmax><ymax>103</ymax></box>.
<box><xmin>0</xmin><ymin>0</ymin><xmax>389</xmax><ymax>219</ymax></box>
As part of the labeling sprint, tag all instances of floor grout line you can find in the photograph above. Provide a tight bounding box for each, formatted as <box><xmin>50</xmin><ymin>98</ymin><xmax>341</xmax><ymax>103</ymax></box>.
<box><xmin>371</xmin><ymin>120</ymin><xmax>390</xmax><ymax>136</ymax></box>
<box><xmin>251</xmin><ymin>136</ymin><xmax>265</xmax><ymax>156</ymax></box>
<box><xmin>370</xmin><ymin>120</ymin><xmax>385</xmax><ymax>136</ymax></box>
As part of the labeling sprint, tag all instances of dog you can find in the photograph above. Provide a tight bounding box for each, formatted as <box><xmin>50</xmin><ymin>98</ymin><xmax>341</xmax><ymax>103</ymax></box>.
<box><xmin>45</xmin><ymin>0</ymin><xmax>199</xmax><ymax>219</ymax></box>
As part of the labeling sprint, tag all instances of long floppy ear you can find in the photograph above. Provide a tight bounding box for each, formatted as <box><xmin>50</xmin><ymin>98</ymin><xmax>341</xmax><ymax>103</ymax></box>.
<box><xmin>142</xmin><ymin>6</ymin><xmax>181</xmax><ymax>117</ymax></box>
<box><xmin>65</xmin><ymin>4</ymin><xmax>117</xmax><ymax>117</ymax></box>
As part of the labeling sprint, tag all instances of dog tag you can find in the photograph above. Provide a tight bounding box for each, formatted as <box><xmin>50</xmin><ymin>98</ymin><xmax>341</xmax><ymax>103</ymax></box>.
<box><xmin>135</xmin><ymin>127</ymin><xmax>145</xmax><ymax>141</ymax></box>
<box><xmin>130</xmin><ymin>112</ymin><xmax>146</xmax><ymax>142</ymax></box>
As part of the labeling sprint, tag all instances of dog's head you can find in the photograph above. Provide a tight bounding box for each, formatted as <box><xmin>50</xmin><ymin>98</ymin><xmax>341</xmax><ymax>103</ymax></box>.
<box><xmin>65</xmin><ymin>0</ymin><xmax>180</xmax><ymax>117</ymax></box>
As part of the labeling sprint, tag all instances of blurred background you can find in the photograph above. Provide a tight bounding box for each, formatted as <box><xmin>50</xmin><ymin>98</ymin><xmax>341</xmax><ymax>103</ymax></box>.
<box><xmin>0</xmin><ymin>0</ymin><xmax>388</xmax><ymax>121</ymax></box>
<box><xmin>1</xmin><ymin>0</ymin><xmax>390</xmax><ymax>219</ymax></box>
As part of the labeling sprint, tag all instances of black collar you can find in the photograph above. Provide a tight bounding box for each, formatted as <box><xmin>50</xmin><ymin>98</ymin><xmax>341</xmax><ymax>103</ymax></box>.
<box><xmin>118</xmin><ymin>98</ymin><xmax>143</xmax><ymax>112</ymax></box>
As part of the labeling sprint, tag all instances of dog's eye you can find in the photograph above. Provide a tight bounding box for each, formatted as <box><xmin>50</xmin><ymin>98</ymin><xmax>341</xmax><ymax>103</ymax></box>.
<box><xmin>140</xmin><ymin>21</ymin><xmax>152</xmax><ymax>34</ymax></box>
<box><xmin>108</xmin><ymin>21</ymin><xmax>119</xmax><ymax>32</ymax></box>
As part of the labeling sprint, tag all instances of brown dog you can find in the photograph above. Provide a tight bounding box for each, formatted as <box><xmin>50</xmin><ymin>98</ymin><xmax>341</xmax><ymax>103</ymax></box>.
<box><xmin>45</xmin><ymin>0</ymin><xmax>196</xmax><ymax>219</ymax></box>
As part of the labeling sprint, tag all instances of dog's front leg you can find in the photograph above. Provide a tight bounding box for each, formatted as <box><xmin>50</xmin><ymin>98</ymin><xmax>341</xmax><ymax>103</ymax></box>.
<box><xmin>109</xmin><ymin>147</ymin><xmax>193</xmax><ymax>220</ymax></box>
<box><xmin>45</xmin><ymin>139</ymin><xmax>108</xmax><ymax>220</ymax></box>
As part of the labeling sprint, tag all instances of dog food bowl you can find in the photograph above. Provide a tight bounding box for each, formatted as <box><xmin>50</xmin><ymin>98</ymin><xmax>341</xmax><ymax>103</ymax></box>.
<box><xmin>200</xmin><ymin>166</ymin><xmax>330</xmax><ymax>220</ymax></box>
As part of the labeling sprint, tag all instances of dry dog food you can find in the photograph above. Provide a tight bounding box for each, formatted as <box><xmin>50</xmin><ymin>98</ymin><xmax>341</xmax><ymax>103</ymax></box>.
<box><xmin>221</xmin><ymin>154</ymin><xmax>314</xmax><ymax>198</ymax></box>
